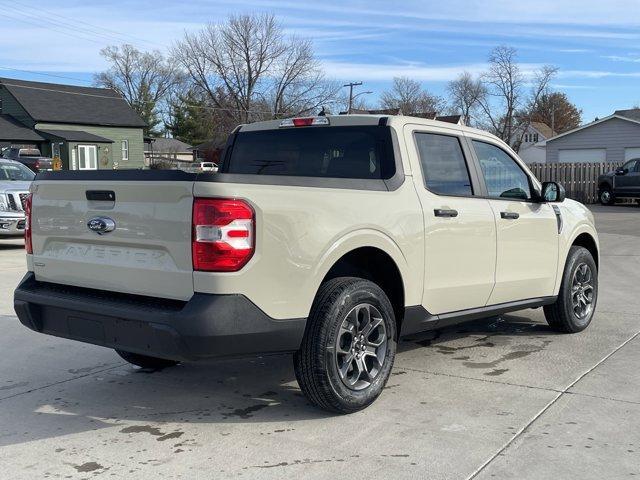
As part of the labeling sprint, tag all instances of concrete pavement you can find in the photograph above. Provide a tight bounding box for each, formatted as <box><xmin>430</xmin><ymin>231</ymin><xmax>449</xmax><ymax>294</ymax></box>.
<box><xmin>0</xmin><ymin>206</ymin><xmax>638</xmax><ymax>479</ymax></box>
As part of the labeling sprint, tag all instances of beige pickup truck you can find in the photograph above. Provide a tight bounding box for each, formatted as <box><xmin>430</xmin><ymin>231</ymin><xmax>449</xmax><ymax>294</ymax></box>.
<box><xmin>14</xmin><ymin>115</ymin><xmax>599</xmax><ymax>413</ymax></box>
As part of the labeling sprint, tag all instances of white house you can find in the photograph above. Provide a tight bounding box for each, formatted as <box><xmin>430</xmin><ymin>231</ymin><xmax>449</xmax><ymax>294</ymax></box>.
<box><xmin>512</xmin><ymin>121</ymin><xmax>556</xmax><ymax>164</ymax></box>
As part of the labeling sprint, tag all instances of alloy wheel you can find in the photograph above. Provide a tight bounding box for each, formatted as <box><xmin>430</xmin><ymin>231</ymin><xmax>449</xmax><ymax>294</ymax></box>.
<box><xmin>571</xmin><ymin>263</ymin><xmax>594</xmax><ymax>320</ymax></box>
<box><xmin>335</xmin><ymin>303</ymin><xmax>388</xmax><ymax>391</ymax></box>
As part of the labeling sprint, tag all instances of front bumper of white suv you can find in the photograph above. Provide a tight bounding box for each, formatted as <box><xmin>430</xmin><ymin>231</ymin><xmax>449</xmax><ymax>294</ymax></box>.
<box><xmin>0</xmin><ymin>212</ymin><xmax>26</xmax><ymax>237</ymax></box>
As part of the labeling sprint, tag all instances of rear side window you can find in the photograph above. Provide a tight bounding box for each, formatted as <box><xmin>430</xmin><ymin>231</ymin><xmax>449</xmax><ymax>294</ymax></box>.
<box><xmin>415</xmin><ymin>133</ymin><xmax>473</xmax><ymax>196</ymax></box>
<box><xmin>225</xmin><ymin>126</ymin><xmax>395</xmax><ymax>179</ymax></box>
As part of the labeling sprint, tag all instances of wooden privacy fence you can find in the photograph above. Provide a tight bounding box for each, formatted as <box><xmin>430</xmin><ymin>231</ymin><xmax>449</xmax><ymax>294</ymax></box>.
<box><xmin>528</xmin><ymin>162</ymin><xmax>620</xmax><ymax>204</ymax></box>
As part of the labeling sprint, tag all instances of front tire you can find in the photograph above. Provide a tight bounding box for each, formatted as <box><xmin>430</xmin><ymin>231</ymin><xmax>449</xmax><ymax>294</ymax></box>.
<box><xmin>294</xmin><ymin>277</ymin><xmax>397</xmax><ymax>414</ymax></box>
<box><xmin>544</xmin><ymin>246</ymin><xmax>598</xmax><ymax>333</ymax></box>
<box><xmin>599</xmin><ymin>186</ymin><xmax>614</xmax><ymax>205</ymax></box>
<box><xmin>115</xmin><ymin>350</ymin><xmax>180</xmax><ymax>369</ymax></box>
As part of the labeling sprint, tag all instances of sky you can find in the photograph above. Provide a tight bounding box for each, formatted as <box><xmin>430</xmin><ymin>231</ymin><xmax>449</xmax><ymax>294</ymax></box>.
<box><xmin>1</xmin><ymin>0</ymin><xmax>640</xmax><ymax>123</ymax></box>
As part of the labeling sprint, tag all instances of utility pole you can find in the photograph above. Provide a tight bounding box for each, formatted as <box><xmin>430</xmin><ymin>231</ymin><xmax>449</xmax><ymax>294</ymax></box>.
<box><xmin>343</xmin><ymin>81</ymin><xmax>363</xmax><ymax>114</ymax></box>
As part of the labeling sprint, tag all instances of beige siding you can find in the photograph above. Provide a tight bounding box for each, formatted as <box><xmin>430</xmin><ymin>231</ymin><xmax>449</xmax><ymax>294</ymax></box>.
<box><xmin>35</xmin><ymin>122</ymin><xmax>145</xmax><ymax>169</ymax></box>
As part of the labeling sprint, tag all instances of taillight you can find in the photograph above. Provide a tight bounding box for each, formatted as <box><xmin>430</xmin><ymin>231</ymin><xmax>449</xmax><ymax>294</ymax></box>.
<box><xmin>24</xmin><ymin>193</ymin><xmax>32</xmax><ymax>254</ymax></box>
<box><xmin>192</xmin><ymin>198</ymin><xmax>254</xmax><ymax>272</ymax></box>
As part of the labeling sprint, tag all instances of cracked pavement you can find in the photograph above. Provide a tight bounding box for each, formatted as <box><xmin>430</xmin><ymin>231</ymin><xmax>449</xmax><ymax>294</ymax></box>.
<box><xmin>0</xmin><ymin>205</ymin><xmax>638</xmax><ymax>479</ymax></box>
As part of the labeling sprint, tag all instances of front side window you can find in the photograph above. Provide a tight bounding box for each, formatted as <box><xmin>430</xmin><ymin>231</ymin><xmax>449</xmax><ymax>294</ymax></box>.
<box><xmin>121</xmin><ymin>140</ymin><xmax>129</xmax><ymax>161</ymax></box>
<box><xmin>472</xmin><ymin>140</ymin><xmax>532</xmax><ymax>200</ymax></box>
<box><xmin>623</xmin><ymin>159</ymin><xmax>638</xmax><ymax>172</ymax></box>
<box><xmin>415</xmin><ymin>133</ymin><xmax>473</xmax><ymax>196</ymax></box>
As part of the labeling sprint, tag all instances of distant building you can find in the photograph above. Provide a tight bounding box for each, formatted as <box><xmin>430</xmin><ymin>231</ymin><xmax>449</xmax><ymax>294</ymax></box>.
<box><xmin>144</xmin><ymin>137</ymin><xmax>193</xmax><ymax>167</ymax></box>
<box><xmin>512</xmin><ymin>121</ymin><xmax>556</xmax><ymax>164</ymax></box>
<box><xmin>0</xmin><ymin>78</ymin><xmax>146</xmax><ymax>169</ymax></box>
<box><xmin>545</xmin><ymin>109</ymin><xmax>640</xmax><ymax>163</ymax></box>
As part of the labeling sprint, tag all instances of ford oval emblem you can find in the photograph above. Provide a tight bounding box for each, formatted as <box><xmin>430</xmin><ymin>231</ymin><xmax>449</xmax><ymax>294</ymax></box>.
<box><xmin>87</xmin><ymin>217</ymin><xmax>116</xmax><ymax>235</ymax></box>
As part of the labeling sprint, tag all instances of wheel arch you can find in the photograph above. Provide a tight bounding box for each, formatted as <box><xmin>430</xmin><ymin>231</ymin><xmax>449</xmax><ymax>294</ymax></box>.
<box><xmin>308</xmin><ymin>230</ymin><xmax>419</xmax><ymax>332</ymax></box>
<box><xmin>572</xmin><ymin>231</ymin><xmax>599</xmax><ymax>270</ymax></box>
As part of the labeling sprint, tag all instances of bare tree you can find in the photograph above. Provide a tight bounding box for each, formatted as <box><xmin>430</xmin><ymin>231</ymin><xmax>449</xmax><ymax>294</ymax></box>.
<box><xmin>172</xmin><ymin>13</ymin><xmax>339</xmax><ymax>128</ymax></box>
<box><xmin>447</xmin><ymin>71</ymin><xmax>485</xmax><ymax>126</ymax></box>
<box><xmin>477</xmin><ymin>46</ymin><xmax>557</xmax><ymax>150</ymax></box>
<box><xmin>380</xmin><ymin>76</ymin><xmax>446</xmax><ymax>116</ymax></box>
<box><xmin>95</xmin><ymin>44</ymin><xmax>183</xmax><ymax>134</ymax></box>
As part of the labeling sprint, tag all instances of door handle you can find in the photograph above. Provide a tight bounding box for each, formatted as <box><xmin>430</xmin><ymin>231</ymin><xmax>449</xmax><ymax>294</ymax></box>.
<box><xmin>500</xmin><ymin>211</ymin><xmax>519</xmax><ymax>220</ymax></box>
<box><xmin>434</xmin><ymin>208</ymin><xmax>458</xmax><ymax>218</ymax></box>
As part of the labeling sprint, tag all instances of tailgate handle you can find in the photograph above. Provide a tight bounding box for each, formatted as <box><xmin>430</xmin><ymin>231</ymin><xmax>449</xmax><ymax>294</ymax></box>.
<box><xmin>86</xmin><ymin>190</ymin><xmax>116</xmax><ymax>202</ymax></box>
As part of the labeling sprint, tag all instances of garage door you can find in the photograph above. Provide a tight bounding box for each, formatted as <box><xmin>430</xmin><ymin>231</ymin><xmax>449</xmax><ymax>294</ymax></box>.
<box><xmin>558</xmin><ymin>148</ymin><xmax>606</xmax><ymax>163</ymax></box>
<box><xmin>624</xmin><ymin>147</ymin><xmax>640</xmax><ymax>161</ymax></box>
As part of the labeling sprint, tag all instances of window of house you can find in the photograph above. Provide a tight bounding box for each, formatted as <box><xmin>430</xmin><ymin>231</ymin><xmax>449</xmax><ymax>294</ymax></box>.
<box><xmin>472</xmin><ymin>140</ymin><xmax>532</xmax><ymax>200</ymax></box>
<box><xmin>415</xmin><ymin>132</ymin><xmax>473</xmax><ymax>196</ymax></box>
<box><xmin>121</xmin><ymin>140</ymin><xmax>129</xmax><ymax>161</ymax></box>
<box><xmin>534</xmin><ymin>133</ymin><xmax>539</xmax><ymax>142</ymax></box>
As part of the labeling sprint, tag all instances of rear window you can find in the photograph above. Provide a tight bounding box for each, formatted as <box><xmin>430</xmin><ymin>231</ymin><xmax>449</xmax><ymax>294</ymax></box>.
<box><xmin>224</xmin><ymin>126</ymin><xmax>396</xmax><ymax>179</ymax></box>
<box><xmin>19</xmin><ymin>149</ymin><xmax>41</xmax><ymax>157</ymax></box>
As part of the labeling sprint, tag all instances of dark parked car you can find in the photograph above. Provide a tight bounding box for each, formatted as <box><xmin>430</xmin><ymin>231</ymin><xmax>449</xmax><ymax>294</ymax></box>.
<box><xmin>1</xmin><ymin>147</ymin><xmax>53</xmax><ymax>172</ymax></box>
<box><xmin>598</xmin><ymin>158</ymin><xmax>640</xmax><ymax>205</ymax></box>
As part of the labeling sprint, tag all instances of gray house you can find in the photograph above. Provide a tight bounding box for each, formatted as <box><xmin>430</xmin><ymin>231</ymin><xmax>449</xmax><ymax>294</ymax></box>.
<box><xmin>545</xmin><ymin>109</ymin><xmax>640</xmax><ymax>163</ymax></box>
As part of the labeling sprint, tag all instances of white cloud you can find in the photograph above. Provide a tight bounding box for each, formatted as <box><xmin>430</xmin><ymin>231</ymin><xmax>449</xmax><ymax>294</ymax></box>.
<box><xmin>604</xmin><ymin>54</ymin><xmax>640</xmax><ymax>63</ymax></box>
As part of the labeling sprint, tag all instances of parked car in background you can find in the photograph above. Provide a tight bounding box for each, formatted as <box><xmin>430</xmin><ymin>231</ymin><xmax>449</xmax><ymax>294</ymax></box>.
<box><xmin>598</xmin><ymin>158</ymin><xmax>640</xmax><ymax>205</ymax></box>
<box><xmin>2</xmin><ymin>147</ymin><xmax>53</xmax><ymax>172</ymax></box>
<box><xmin>0</xmin><ymin>158</ymin><xmax>34</xmax><ymax>238</ymax></box>
<box><xmin>195</xmin><ymin>161</ymin><xmax>218</xmax><ymax>173</ymax></box>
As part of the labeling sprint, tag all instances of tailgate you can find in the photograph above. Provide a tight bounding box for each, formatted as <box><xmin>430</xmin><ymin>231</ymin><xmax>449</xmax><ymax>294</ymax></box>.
<box><xmin>30</xmin><ymin>171</ymin><xmax>196</xmax><ymax>300</ymax></box>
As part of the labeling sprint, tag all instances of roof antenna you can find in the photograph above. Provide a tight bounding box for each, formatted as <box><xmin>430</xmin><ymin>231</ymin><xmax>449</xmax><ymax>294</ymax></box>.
<box><xmin>318</xmin><ymin>106</ymin><xmax>326</xmax><ymax>116</ymax></box>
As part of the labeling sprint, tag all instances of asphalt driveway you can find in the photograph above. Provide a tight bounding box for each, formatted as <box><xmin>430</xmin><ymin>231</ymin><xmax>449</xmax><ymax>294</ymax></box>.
<box><xmin>0</xmin><ymin>205</ymin><xmax>638</xmax><ymax>479</ymax></box>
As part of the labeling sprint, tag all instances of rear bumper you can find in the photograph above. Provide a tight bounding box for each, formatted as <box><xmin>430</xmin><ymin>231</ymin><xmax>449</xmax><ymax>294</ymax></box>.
<box><xmin>13</xmin><ymin>273</ymin><xmax>306</xmax><ymax>361</ymax></box>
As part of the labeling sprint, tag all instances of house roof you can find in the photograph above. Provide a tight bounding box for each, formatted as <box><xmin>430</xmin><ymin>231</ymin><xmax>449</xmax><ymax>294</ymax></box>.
<box><xmin>0</xmin><ymin>114</ymin><xmax>45</xmax><ymax>141</ymax></box>
<box><xmin>145</xmin><ymin>137</ymin><xmax>192</xmax><ymax>152</ymax></box>
<box><xmin>614</xmin><ymin>108</ymin><xmax>640</xmax><ymax>122</ymax></box>
<box><xmin>545</xmin><ymin>114</ymin><xmax>640</xmax><ymax>143</ymax></box>
<box><xmin>37</xmin><ymin>129</ymin><xmax>113</xmax><ymax>143</ymax></box>
<box><xmin>529</xmin><ymin>121</ymin><xmax>556</xmax><ymax>139</ymax></box>
<box><xmin>0</xmin><ymin>78</ymin><xmax>146</xmax><ymax>128</ymax></box>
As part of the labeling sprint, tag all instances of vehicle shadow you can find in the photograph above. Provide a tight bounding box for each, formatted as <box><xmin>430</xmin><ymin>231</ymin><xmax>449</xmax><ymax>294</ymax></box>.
<box><xmin>1</xmin><ymin>311</ymin><xmax>556</xmax><ymax>448</ymax></box>
<box><xmin>0</xmin><ymin>239</ymin><xmax>25</xmax><ymax>250</ymax></box>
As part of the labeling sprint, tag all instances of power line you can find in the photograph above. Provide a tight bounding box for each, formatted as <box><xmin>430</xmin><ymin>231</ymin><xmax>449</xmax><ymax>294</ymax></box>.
<box><xmin>0</xmin><ymin>67</ymin><xmax>92</xmax><ymax>85</ymax></box>
<box><xmin>0</xmin><ymin>0</ymin><xmax>165</xmax><ymax>49</ymax></box>
<box><xmin>0</xmin><ymin>10</ymin><xmax>107</xmax><ymax>46</ymax></box>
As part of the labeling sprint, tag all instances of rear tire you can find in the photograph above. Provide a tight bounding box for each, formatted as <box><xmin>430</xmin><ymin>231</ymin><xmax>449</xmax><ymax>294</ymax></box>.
<box><xmin>544</xmin><ymin>246</ymin><xmax>598</xmax><ymax>333</ymax></box>
<box><xmin>115</xmin><ymin>350</ymin><xmax>180</xmax><ymax>369</ymax></box>
<box><xmin>599</xmin><ymin>186</ymin><xmax>614</xmax><ymax>205</ymax></box>
<box><xmin>294</xmin><ymin>277</ymin><xmax>397</xmax><ymax>414</ymax></box>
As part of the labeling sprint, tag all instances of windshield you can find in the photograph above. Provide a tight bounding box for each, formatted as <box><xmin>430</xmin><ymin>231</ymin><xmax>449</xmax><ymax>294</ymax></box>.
<box><xmin>225</xmin><ymin>125</ymin><xmax>396</xmax><ymax>179</ymax></box>
<box><xmin>0</xmin><ymin>162</ymin><xmax>36</xmax><ymax>181</ymax></box>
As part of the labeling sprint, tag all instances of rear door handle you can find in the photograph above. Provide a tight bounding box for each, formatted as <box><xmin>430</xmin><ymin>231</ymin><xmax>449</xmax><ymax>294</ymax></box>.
<box><xmin>500</xmin><ymin>211</ymin><xmax>519</xmax><ymax>220</ymax></box>
<box><xmin>434</xmin><ymin>208</ymin><xmax>458</xmax><ymax>218</ymax></box>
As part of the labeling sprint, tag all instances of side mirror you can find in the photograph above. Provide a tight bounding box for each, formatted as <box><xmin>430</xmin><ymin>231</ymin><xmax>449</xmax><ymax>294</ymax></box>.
<box><xmin>541</xmin><ymin>181</ymin><xmax>565</xmax><ymax>202</ymax></box>
<box><xmin>615</xmin><ymin>167</ymin><xmax>627</xmax><ymax>176</ymax></box>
